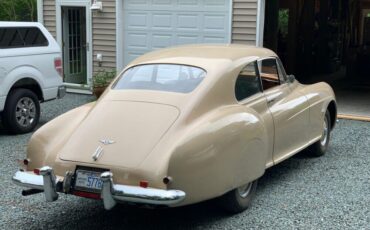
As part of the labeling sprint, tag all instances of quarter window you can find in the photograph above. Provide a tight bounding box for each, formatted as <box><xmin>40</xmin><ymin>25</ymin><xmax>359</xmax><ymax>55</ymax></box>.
<box><xmin>235</xmin><ymin>62</ymin><xmax>262</xmax><ymax>101</ymax></box>
<box><xmin>258</xmin><ymin>58</ymin><xmax>281</xmax><ymax>90</ymax></box>
<box><xmin>0</xmin><ymin>27</ymin><xmax>48</xmax><ymax>49</ymax></box>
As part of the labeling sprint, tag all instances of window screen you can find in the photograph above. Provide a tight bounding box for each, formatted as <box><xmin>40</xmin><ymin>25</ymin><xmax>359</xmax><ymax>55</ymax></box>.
<box><xmin>113</xmin><ymin>64</ymin><xmax>206</xmax><ymax>93</ymax></box>
<box><xmin>235</xmin><ymin>62</ymin><xmax>262</xmax><ymax>101</ymax></box>
<box><xmin>0</xmin><ymin>27</ymin><xmax>48</xmax><ymax>49</ymax></box>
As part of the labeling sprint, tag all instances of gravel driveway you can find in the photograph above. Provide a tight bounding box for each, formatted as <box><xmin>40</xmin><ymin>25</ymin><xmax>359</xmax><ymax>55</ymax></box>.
<box><xmin>0</xmin><ymin>94</ymin><xmax>369</xmax><ymax>230</ymax></box>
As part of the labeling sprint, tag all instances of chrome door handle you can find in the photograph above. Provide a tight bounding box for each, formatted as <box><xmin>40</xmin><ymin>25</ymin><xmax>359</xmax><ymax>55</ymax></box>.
<box><xmin>267</xmin><ymin>98</ymin><xmax>276</xmax><ymax>104</ymax></box>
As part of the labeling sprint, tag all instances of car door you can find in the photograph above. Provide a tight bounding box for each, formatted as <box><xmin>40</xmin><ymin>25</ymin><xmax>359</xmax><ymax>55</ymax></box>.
<box><xmin>258</xmin><ymin>57</ymin><xmax>310</xmax><ymax>164</ymax></box>
<box><xmin>235</xmin><ymin>61</ymin><xmax>275</xmax><ymax>168</ymax></box>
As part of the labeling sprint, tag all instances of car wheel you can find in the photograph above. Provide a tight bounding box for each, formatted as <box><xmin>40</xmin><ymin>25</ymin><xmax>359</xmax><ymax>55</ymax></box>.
<box><xmin>2</xmin><ymin>89</ymin><xmax>40</xmax><ymax>134</ymax></box>
<box><xmin>219</xmin><ymin>180</ymin><xmax>258</xmax><ymax>213</ymax></box>
<box><xmin>308</xmin><ymin>110</ymin><xmax>331</xmax><ymax>157</ymax></box>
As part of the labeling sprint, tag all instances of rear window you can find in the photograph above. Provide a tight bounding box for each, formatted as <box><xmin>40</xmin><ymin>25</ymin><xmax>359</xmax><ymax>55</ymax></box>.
<box><xmin>113</xmin><ymin>64</ymin><xmax>206</xmax><ymax>93</ymax></box>
<box><xmin>0</xmin><ymin>27</ymin><xmax>48</xmax><ymax>49</ymax></box>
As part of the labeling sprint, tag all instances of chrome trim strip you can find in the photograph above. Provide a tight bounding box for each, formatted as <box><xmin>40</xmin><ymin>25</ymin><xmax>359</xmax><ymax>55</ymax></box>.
<box><xmin>12</xmin><ymin>171</ymin><xmax>44</xmax><ymax>190</ymax></box>
<box><xmin>92</xmin><ymin>146</ymin><xmax>104</xmax><ymax>161</ymax></box>
<box><xmin>100</xmin><ymin>171</ymin><xmax>186</xmax><ymax>210</ymax></box>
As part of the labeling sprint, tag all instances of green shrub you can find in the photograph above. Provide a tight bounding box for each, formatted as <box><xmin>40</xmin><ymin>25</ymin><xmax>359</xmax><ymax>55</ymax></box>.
<box><xmin>93</xmin><ymin>69</ymin><xmax>117</xmax><ymax>88</ymax></box>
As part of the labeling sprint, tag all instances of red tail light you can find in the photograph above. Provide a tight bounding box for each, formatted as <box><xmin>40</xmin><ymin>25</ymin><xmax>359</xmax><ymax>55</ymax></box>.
<box><xmin>54</xmin><ymin>57</ymin><xmax>63</xmax><ymax>78</ymax></box>
<box><xmin>33</xmin><ymin>168</ymin><xmax>40</xmax><ymax>175</ymax></box>
<box><xmin>139</xmin><ymin>181</ymin><xmax>149</xmax><ymax>188</ymax></box>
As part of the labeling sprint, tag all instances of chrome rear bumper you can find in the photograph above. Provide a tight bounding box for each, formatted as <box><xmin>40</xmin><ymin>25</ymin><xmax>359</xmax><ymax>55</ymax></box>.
<box><xmin>12</xmin><ymin>167</ymin><xmax>186</xmax><ymax>210</ymax></box>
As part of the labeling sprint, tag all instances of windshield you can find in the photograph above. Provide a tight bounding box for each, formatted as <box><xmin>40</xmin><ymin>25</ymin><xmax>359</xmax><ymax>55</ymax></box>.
<box><xmin>113</xmin><ymin>64</ymin><xmax>206</xmax><ymax>93</ymax></box>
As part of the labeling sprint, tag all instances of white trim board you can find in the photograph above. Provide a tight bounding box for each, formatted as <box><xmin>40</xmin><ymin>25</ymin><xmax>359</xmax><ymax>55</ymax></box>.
<box><xmin>256</xmin><ymin>0</ymin><xmax>266</xmax><ymax>47</ymax></box>
<box><xmin>116</xmin><ymin>0</ymin><xmax>124</xmax><ymax>73</ymax></box>
<box><xmin>37</xmin><ymin>0</ymin><xmax>43</xmax><ymax>24</ymax></box>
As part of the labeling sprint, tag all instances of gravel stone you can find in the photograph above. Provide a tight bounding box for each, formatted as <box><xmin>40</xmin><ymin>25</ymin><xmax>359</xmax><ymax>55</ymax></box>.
<box><xmin>0</xmin><ymin>93</ymin><xmax>369</xmax><ymax>229</ymax></box>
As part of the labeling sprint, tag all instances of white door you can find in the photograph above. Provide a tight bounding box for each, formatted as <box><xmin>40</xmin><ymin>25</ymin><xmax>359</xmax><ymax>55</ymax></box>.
<box><xmin>123</xmin><ymin>0</ymin><xmax>231</xmax><ymax>66</ymax></box>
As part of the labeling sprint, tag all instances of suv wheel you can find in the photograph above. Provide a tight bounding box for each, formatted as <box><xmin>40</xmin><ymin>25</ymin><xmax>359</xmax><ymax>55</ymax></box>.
<box><xmin>3</xmin><ymin>89</ymin><xmax>40</xmax><ymax>134</ymax></box>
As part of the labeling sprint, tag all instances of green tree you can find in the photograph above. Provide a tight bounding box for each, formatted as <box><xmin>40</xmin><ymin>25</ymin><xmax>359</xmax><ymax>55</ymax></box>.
<box><xmin>0</xmin><ymin>0</ymin><xmax>37</xmax><ymax>22</ymax></box>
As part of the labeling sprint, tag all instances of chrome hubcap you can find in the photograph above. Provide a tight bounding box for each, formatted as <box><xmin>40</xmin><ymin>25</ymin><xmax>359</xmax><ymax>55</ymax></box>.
<box><xmin>237</xmin><ymin>182</ymin><xmax>253</xmax><ymax>198</ymax></box>
<box><xmin>320</xmin><ymin>116</ymin><xmax>329</xmax><ymax>146</ymax></box>
<box><xmin>15</xmin><ymin>97</ymin><xmax>36</xmax><ymax>128</ymax></box>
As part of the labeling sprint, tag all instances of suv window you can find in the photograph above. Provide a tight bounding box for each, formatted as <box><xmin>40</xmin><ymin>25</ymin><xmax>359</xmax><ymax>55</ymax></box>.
<box><xmin>113</xmin><ymin>64</ymin><xmax>206</xmax><ymax>93</ymax></box>
<box><xmin>258</xmin><ymin>58</ymin><xmax>283</xmax><ymax>90</ymax></box>
<box><xmin>235</xmin><ymin>61</ymin><xmax>262</xmax><ymax>101</ymax></box>
<box><xmin>0</xmin><ymin>27</ymin><xmax>48</xmax><ymax>49</ymax></box>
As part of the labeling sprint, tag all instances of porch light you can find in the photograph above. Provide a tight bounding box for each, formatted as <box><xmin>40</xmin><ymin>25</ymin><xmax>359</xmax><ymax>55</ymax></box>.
<box><xmin>90</xmin><ymin>0</ymin><xmax>103</xmax><ymax>12</ymax></box>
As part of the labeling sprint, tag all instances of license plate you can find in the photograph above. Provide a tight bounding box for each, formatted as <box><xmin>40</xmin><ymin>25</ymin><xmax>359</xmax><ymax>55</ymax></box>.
<box><xmin>75</xmin><ymin>170</ymin><xmax>104</xmax><ymax>192</ymax></box>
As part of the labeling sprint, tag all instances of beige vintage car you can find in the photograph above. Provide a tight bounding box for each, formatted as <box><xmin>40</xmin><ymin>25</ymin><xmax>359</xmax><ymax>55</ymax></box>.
<box><xmin>12</xmin><ymin>44</ymin><xmax>337</xmax><ymax>213</ymax></box>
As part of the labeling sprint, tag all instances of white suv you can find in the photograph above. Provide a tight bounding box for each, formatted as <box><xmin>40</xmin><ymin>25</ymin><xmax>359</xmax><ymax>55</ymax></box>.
<box><xmin>0</xmin><ymin>22</ymin><xmax>65</xmax><ymax>134</ymax></box>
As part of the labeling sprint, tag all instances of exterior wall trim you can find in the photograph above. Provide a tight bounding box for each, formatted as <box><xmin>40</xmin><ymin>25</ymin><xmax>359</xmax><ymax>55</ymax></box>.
<box><xmin>256</xmin><ymin>0</ymin><xmax>265</xmax><ymax>47</ymax></box>
<box><xmin>37</xmin><ymin>0</ymin><xmax>43</xmax><ymax>24</ymax></box>
<box><xmin>55</xmin><ymin>0</ymin><xmax>93</xmax><ymax>89</ymax></box>
<box><xmin>116</xmin><ymin>0</ymin><xmax>124</xmax><ymax>72</ymax></box>
<box><xmin>228</xmin><ymin>0</ymin><xmax>233</xmax><ymax>43</ymax></box>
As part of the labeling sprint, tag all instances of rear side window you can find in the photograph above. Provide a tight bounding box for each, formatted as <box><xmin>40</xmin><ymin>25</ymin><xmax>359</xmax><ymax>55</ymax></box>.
<box><xmin>0</xmin><ymin>27</ymin><xmax>48</xmax><ymax>49</ymax></box>
<box><xmin>235</xmin><ymin>61</ymin><xmax>262</xmax><ymax>101</ymax></box>
<box><xmin>113</xmin><ymin>64</ymin><xmax>206</xmax><ymax>93</ymax></box>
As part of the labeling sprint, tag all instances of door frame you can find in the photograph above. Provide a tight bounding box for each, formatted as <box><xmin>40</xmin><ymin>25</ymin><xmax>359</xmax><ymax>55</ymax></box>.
<box><xmin>56</xmin><ymin>0</ymin><xmax>92</xmax><ymax>90</ymax></box>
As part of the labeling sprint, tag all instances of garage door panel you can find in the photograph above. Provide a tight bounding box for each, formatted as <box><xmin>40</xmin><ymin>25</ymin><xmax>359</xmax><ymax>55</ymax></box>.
<box><xmin>203</xmin><ymin>36</ymin><xmax>227</xmax><ymax>43</ymax></box>
<box><xmin>152</xmin><ymin>13</ymin><xmax>173</xmax><ymax>30</ymax></box>
<box><xmin>126</xmin><ymin>12</ymin><xmax>148</xmax><ymax>30</ymax></box>
<box><xmin>125</xmin><ymin>33</ymin><xmax>148</xmax><ymax>49</ymax></box>
<box><xmin>125</xmin><ymin>0</ymin><xmax>149</xmax><ymax>9</ymax></box>
<box><xmin>176</xmin><ymin>34</ymin><xmax>200</xmax><ymax>45</ymax></box>
<box><xmin>123</xmin><ymin>0</ymin><xmax>231</xmax><ymax>66</ymax></box>
<box><xmin>177</xmin><ymin>14</ymin><xmax>201</xmax><ymax>31</ymax></box>
<box><xmin>152</xmin><ymin>34</ymin><xmax>173</xmax><ymax>49</ymax></box>
<box><xmin>203</xmin><ymin>14</ymin><xmax>228</xmax><ymax>32</ymax></box>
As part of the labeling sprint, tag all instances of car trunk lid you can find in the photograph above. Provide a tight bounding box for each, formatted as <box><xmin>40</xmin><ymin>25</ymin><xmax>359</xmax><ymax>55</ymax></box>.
<box><xmin>58</xmin><ymin>101</ymin><xmax>180</xmax><ymax>168</ymax></box>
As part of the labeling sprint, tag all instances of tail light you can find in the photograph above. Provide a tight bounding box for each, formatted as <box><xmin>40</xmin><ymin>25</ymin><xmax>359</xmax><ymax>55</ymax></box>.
<box><xmin>33</xmin><ymin>168</ymin><xmax>40</xmax><ymax>175</ymax></box>
<box><xmin>139</xmin><ymin>181</ymin><xmax>149</xmax><ymax>188</ymax></box>
<box><xmin>54</xmin><ymin>57</ymin><xmax>63</xmax><ymax>78</ymax></box>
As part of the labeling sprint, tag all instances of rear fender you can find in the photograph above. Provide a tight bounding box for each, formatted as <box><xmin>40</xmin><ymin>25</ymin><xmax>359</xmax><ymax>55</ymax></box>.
<box><xmin>167</xmin><ymin>105</ymin><xmax>268</xmax><ymax>205</ymax></box>
<box><xmin>27</xmin><ymin>102</ymin><xmax>95</xmax><ymax>171</ymax></box>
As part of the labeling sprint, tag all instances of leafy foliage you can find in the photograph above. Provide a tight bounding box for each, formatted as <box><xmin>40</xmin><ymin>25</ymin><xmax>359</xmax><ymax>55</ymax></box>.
<box><xmin>0</xmin><ymin>0</ymin><xmax>37</xmax><ymax>22</ymax></box>
<box><xmin>93</xmin><ymin>69</ymin><xmax>117</xmax><ymax>88</ymax></box>
<box><xmin>278</xmin><ymin>9</ymin><xmax>289</xmax><ymax>37</ymax></box>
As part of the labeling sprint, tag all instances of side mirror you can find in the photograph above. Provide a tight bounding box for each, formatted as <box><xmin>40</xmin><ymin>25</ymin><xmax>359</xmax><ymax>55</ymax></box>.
<box><xmin>288</xmin><ymin>75</ymin><xmax>295</xmax><ymax>83</ymax></box>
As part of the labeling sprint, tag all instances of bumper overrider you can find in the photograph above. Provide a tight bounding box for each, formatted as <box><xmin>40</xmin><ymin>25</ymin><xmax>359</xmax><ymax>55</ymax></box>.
<box><xmin>12</xmin><ymin>166</ymin><xmax>186</xmax><ymax>210</ymax></box>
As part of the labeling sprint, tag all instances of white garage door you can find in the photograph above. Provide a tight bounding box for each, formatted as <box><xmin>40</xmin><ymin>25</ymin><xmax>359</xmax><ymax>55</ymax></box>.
<box><xmin>123</xmin><ymin>0</ymin><xmax>231</xmax><ymax>65</ymax></box>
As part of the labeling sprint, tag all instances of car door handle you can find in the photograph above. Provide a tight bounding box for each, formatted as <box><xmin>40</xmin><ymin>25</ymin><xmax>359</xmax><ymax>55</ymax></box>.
<box><xmin>267</xmin><ymin>98</ymin><xmax>276</xmax><ymax>104</ymax></box>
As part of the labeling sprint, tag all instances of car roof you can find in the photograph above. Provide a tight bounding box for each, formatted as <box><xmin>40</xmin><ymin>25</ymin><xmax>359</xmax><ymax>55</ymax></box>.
<box><xmin>129</xmin><ymin>44</ymin><xmax>277</xmax><ymax>69</ymax></box>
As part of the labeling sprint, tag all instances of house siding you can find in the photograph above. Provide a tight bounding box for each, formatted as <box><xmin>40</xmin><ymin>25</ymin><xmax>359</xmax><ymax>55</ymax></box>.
<box><xmin>232</xmin><ymin>0</ymin><xmax>258</xmax><ymax>45</ymax></box>
<box><xmin>43</xmin><ymin>0</ymin><xmax>56</xmax><ymax>38</ymax></box>
<box><xmin>92</xmin><ymin>0</ymin><xmax>116</xmax><ymax>73</ymax></box>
